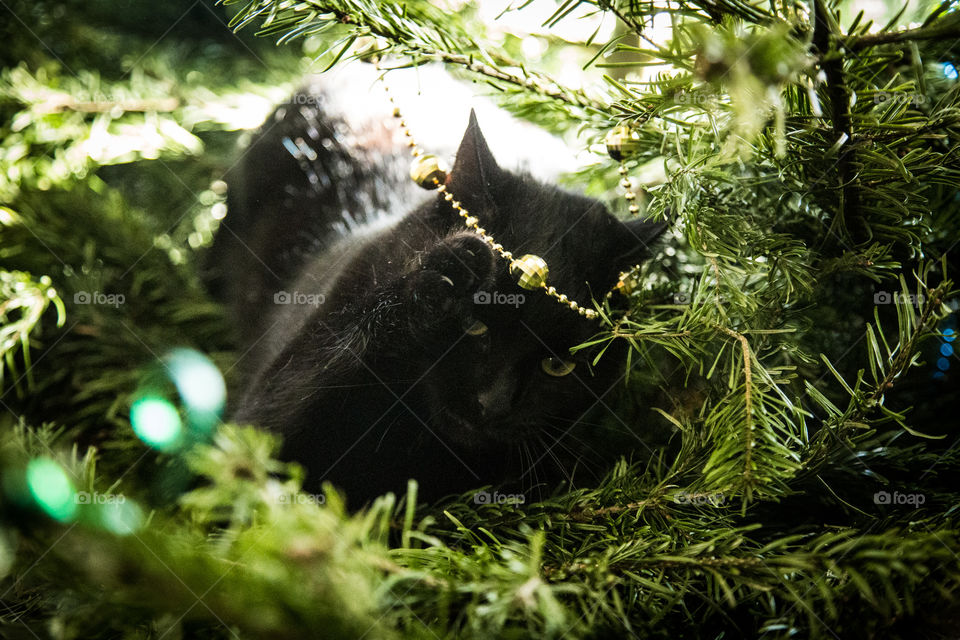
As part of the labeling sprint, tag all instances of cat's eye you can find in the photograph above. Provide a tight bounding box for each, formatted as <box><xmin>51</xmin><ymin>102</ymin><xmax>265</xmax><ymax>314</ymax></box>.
<box><xmin>464</xmin><ymin>319</ymin><xmax>488</xmax><ymax>336</ymax></box>
<box><xmin>541</xmin><ymin>357</ymin><xmax>576</xmax><ymax>377</ymax></box>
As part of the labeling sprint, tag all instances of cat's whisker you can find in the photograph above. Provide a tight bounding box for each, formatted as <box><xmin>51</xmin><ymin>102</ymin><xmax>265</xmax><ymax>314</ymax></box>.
<box><xmin>555</xmin><ymin>440</ymin><xmax>605</xmax><ymax>479</ymax></box>
<box><xmin>520</xmin><ymin>441</ymin><xmax>533</xmax><ymax>499</ymax></box>
<box><xmin>525</xmin><ymin>443</ymin><xmax>539</xmax><ymax>501</ymax></box>
<box><xmin>374</xmin><ymin>413</ymin><xmax>405</xmax><ymax>452</ymax></box>
<box><xmin>298</xmin><ymin>382</ymin><xmax>402</xmax><ymax>390</ymax></box>
<box><xmin>542</xmin><ymin>413</ymin><xmax>598</xmax><ymax>422</ymax></box>
<box><xmin>535</xmin><ymin>424</ymin><xmax>606</xmax><ymax>485</ymax></box>
<box><xmin>544</xmin><ymin>415</ymin><xmax>632</xmax><ymax>436</ymax></box>
<box><xmin>540</xmin><ymin>423</ymin><xmax>607</xmax><ymax>457</ymax></box>
<box><xmin>422</xmin><ymin>407</ymin><xmax>450</xmax><ymax>434</ymax></box>
<box><xmin>541</xmin><ymin>435</ymin><xmax>582</xmax><ymax>480</ymax></box>
<box><xmin>515</xmin><ymin>441</ymin><xmax>530</xmax><ymax>498</ymax></box>
<box><xmin>556</xmin><ymin>438</ymin><xmax>604</xmax><ymax>485</ymax></box>
<box><xmin>538</xmin><ymin>435</ymin><xmax>574</xmax><ymax>488</ymax></box>
<box><xmin>525</xmin><ymin>441</ymin><xmax>539</xmax><ymax>503</ymax></box>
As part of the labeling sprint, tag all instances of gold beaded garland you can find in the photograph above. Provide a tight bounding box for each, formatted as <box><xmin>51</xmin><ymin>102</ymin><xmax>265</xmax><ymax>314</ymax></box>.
<box><xmin>613</xmin><ymin>269</ymin><xmax>642</xmax><ymax>296</ymax></box>
<box><xmin>510</xmin><ymin>254</ymin><xmax>550</xmax><ymax>290</ymax></box>
<box><xmin>381</xmin><ymin>74</ymin><xmax>601</xmax><ymax>320</ymax></box>
<box><xmin>610</xmin><ymin>134</ymin><xmax>642</xmax><ymax>217</ymax></box>
<box><xmin>604</xmin><ymin>125</ymin><xmax>642</xmax><ymax>162</ymax></box>
<box><xmin>410</xmin><ymin>154</ymin><xmax>447</xmax><ymax>189</ymax></box>
<box><xmin>606</xmin><ymin>124</ymin><xmax>647</xmax><ymax>295</ymax></box>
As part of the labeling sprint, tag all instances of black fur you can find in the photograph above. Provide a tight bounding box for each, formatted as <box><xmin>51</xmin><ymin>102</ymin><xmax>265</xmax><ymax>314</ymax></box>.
<box><xmin>209</xmin><ymin>94</ymin><xmax>665</xmax><ymax>505</ymax></box>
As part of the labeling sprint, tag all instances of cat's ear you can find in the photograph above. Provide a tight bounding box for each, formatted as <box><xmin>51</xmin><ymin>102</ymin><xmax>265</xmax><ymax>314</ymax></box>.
<box><xmin>614</xmin><ymin>218</ymin><xmax>668</xmax><ymax>265</ymax></box>
<box><xmin>448</xmin><ymin>110</ymin><xmax>503</xmax><ymax>196</ymax></box>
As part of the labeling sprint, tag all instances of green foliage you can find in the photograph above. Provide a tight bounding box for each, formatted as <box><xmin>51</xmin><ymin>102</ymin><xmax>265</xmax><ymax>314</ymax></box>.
<box><xmin>0</xmin><ymin>266</ymin><xmax>63</xmax><ymax>396</ymax></box>
<box><xmin>2</xmin><ymin>0</ymin><xmax>960</xmax><ymax>638</ymax></box>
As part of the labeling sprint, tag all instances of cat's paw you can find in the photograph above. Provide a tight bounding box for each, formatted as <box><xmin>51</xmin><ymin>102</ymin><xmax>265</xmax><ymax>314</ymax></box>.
<box><xmin>420</xmin><ymin>232</ymin><xmax>496</xmax><ymax>297</ymax></box>
<box><xmin>403</xmin><ymin>233</ymin><xmax>496</xmax><ymax>324</ymax></box>
<box><xmin>406</xmin><ymin>269</ymin><xmax>460</xmax><ymax>317</ymax></box>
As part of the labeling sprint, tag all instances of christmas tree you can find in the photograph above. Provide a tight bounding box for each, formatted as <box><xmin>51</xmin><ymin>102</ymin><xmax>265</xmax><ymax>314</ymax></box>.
<box><xmin>1</xmin><ymin>0</ymin><xmax>959</xmax><ymax>637</ymax></box>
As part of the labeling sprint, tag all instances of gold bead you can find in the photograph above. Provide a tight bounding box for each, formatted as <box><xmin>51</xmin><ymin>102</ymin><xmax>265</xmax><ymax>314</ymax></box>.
<box><xmin>558</xmin><ymin>293</ymin><xmax>568</xmax><ymax>303</ymax></box>
<box><xmin>475</xmin><ymin>227</ymin><xmax>485</xmax><ymax>235</ymax></box>
<box><xmin>624</xmin><ymin>191</ymin><xmax>636</xmax><ymax>200</ymax></box>
<box><xmin>583</xmin><ymin>309</ymin><xmax>597</xmax><ymax>319</ymax></box>
<box><xmin>569</xmin><ymin>301</ymin><xmax>579</xmax><ymax>310</ymax></box>
<box><xmin>510</xmin><ymin>254</ymin><xmax>549</xmax><ymax>290</ymax></box>
<box><xmin>546</xmin><ymin>286</ymin><xmax>557</xmax><ymax>295</ymax></box>
<box><xmin>500</xmin><ymin>251</ymin><xmax>513</xmax><ymax>260</ymax></box>
<box><xmin>451</xmin><ymin>201</ymin><xmax>461</xmax><ymax>209</ymax></box>
<box><xmin>628</xmin><ymin>204</ymin><xmax>640</xmax><ymax>215</ymax></box>
<box><xmin>392</xmin><ymin>108</ymin><xmax>401</xmax><ymax>118</ymax></box>
<box><xmin>615</xmin><ymin>268</ymin><xmax>640</xmax><ymax>295</ymax></box>
<box><xmin>464</xmin><ymin>216</ymin><xmax>478</xmax><ymax>227</ymax></box>
<box><xmin>620</xmin><ymin>179</ymin><xmax>632</xmax><ymax>189</ymax></box>
<box><xmin>618</xmin><ymin>164</ymin><xmax>629</xmax><ymax>175</ymax></box>
<box><xmin>410</xmin><ymin>154</ymin><xmax>447</xmax><ymax>189</ymax></box>
<box><xmin>464</xmin><ymin>319</ymin><xmax>488</xmax><ymax>336</ymax></box>
<box><xmin>605</xmin><ymin>125</ymin><xmax>642</xmax><ymax>161</ymax></box>
<box><xmin>491</xmin><ymin>243</ymin><xmax>503</xmax><ymax>251</ymax></box>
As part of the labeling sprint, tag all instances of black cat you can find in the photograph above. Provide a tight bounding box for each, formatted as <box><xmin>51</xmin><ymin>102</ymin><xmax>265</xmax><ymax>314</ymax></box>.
<box><xmin>208</xmin><ymin>90</ymin><xmax>665</xmax><ymax>505</ymax></box>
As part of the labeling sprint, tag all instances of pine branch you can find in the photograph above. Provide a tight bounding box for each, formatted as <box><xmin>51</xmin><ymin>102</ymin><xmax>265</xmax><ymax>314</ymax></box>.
<box><xmin>32</xmin><ymin>97</ymin><xmax>181</xmax><ymax>114</ymax></box>
<box><xmin>387</xmin><ymin>51</ymin><xmax>607</xmax><ymax>114</ymax></box>
<box><xmin>224</xmin><ymin>0</ymin><xmax>608</xmax><ymax>114</ymax></box>
<box><xmin>0</xmin><ymin>268</ymin><xmax>65</xmax><ymax>395</ymax></box>
<box><xmin>864</xmin><ymin>279</ymin><xmax>947</xmax><ymax>407</ymax></box>
<box><xmin>804</xmin><ymin>264</ymin><xmax>954</xmax><ymax>466</ymax></box>
<box><xmin>812</xmin><ymin>0</ymin><xmax>863</xmax><ymax>247</ymax></box>
<box><xmin>849</xmin><ymin>12</ymin><xmax>960</xmax><ymax>51</ymax></box>
<box><xmin>715</xmin><ymin>324</ymin><xmax>756</xmax><ymax>482</ymax></box>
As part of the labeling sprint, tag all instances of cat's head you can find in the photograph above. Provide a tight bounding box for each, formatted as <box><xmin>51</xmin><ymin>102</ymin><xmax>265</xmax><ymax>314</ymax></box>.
<box><xmin>442</xmin><ymin>111</ymin><xmax>665</xmax><ymax>300</ymax></box>
<box><xmin>420</xmin><ymin>112</ymin><xmax>666</xmax><ymax>481</ymax></box>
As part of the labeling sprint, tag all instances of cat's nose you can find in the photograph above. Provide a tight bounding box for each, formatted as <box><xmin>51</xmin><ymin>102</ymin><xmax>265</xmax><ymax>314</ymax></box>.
<box><xmin>477</xmin><ymin>372</ymin><xmax>516</xmax><ymax>419</ymax></box>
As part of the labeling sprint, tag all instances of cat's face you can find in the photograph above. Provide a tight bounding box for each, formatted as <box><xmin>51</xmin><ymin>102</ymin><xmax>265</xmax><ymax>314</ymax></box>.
<box><xmin>412</xmin><ymin>114</ymin><xmax>665</xmax><ymax>467</ymax></box>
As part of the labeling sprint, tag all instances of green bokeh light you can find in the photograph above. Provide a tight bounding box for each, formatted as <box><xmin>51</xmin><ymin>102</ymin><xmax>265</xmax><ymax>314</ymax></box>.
<box><xmin>129</xmin><ymin>349</ymin><xmax>225</xmax><ymax>451</ymax></box>
<box><xmin>130</xmin><ymin>396</ymin><xmax>184</xmax><ymax>451</ymax></box>
<box><xmin>166</xmin><ymin>348</ymin><xmax>226</xmax><ymax>433</ymax></box>
<box><xmin>96</xmin><ymin>500</ymin><xmax>145</xmax><ymax>536</ymax></box>
<box><xmin>25</xmin><ymin>457</ymin><xmax>78</xmax><ymax>522</ymax></box>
